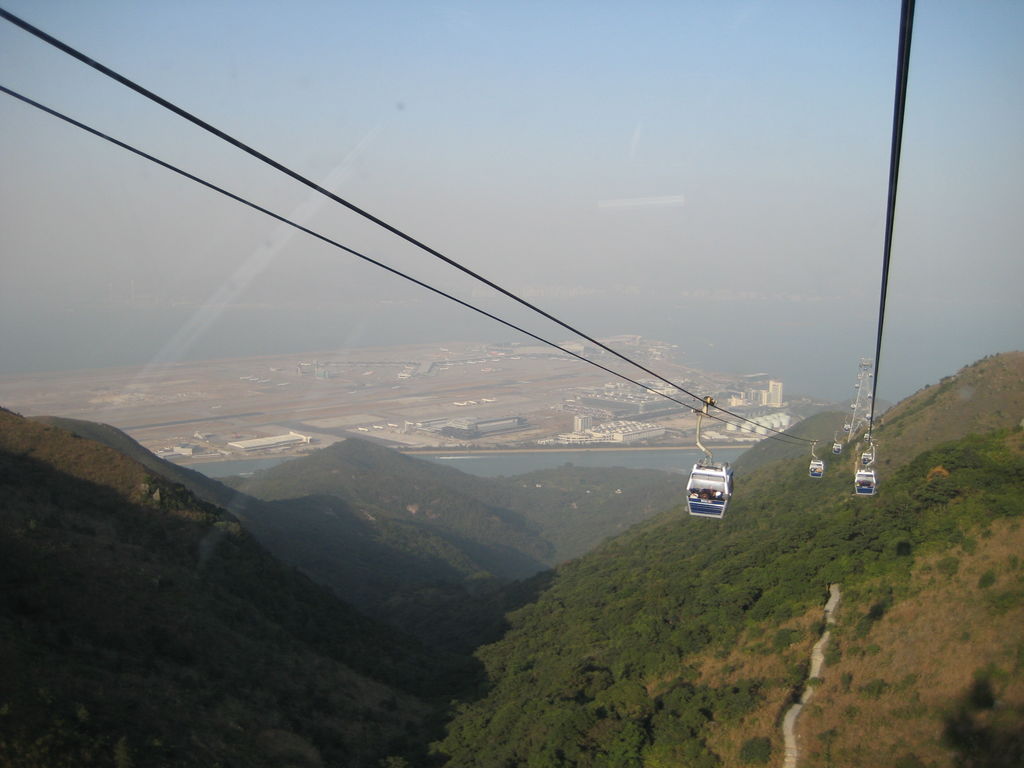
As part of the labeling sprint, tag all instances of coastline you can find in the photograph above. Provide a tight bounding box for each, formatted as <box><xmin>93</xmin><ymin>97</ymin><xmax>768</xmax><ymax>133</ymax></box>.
<box><xmin>399</xmin><ymin>443</ymin><xmax>754</xmax><ymax>456</ymax></box>
<box><xmin>176</xmin><ymin>442</ymin><xmax>754</xmax><ymax>466</ymax></box>
<box><xmin>181</xmin><ymin>443</ymin><xmax>752</xmax><ymax>479</ymax></box>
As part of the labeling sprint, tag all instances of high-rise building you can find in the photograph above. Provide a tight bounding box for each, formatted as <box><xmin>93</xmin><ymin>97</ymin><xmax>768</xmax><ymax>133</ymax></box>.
<box><xmin>574</xmin><ymin>414</ymin><xmax>593</xmax><ymax>432</ymax></box>
<box><xmin>768</xmin><ymin>380</ymin><xmax>783</xmax><ymax>407</ymax></box>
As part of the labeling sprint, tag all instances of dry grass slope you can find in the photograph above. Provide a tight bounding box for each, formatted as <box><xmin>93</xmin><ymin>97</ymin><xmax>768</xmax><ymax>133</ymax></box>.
<box><xmin>876</xmin><ymin>351</ymin><xmax>1024</xmax><ymax>472</ymax></box>
<box><xmin>797</xmin><ymin>513</ymin><xmax>1024</xmax><ymax>767</ymax></box>
<box><xmin>692</xmin><ymin>606</ymin><xmax>825</xmax><ymax>765</ymax></box>
<box><xmin>1</xmin><ymin>408</ymin><xmax>154</xmax><ymax>505</ymax></box>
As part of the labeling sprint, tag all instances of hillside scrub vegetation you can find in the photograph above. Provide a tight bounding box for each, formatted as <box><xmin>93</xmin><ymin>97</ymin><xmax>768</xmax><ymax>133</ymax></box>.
<box><xmin>0</xmin><ymin>409</ymin><xmax>449</xmax><ymax>767</ymax></box>
<box><xmin>26</xmin><ymin>418</ymin><xmax>689</xmax><ymax>657</ymax></box>
<box><xmin>3</xmin><ymin>352</ymin><xmax>1022</xmax><ymax>767</ymax></box>
<box><xmin>433</xmin><ymin>425</ymin><xmax>1024</xmax><ymax>767</ymax></box>
<box><xmin>222</xmin><ymin>439</ymin><xmax>687</xmax><ymax>652</ymax></box>
<box><xmin>226</xmin><ymin>438</ymin><xmax>689</xmax><ymax>572</ymax></box>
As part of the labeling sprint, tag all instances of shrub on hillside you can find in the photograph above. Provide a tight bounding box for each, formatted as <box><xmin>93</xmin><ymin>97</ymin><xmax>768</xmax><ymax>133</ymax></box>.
<box><xmin>739</xmin><ymin>736</ymin><xmax>771</xmax><ymax>764</ymax></box>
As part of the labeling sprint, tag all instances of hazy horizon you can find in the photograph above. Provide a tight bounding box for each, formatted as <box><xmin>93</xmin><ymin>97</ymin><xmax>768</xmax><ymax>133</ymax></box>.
<box><xmin>2</xmin><ymin>2</ymin><xmax>1022</xmax><ymax>405</ymax></box>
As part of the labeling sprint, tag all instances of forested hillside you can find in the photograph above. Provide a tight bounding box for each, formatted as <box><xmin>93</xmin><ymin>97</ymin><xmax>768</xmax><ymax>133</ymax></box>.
<box><xmin>875</xmin><ymin>351</ymin><xmax>1024</xmax><ymax>472</ymax></box>
<box><xmin>0</xmin><ymin>409</ymin><xmax>450</xmax><ymax>768</ymax></box>
<box><xmin>730</xmin><ymin>410</ymin><xmax>848</xmax><ymax>475</ymax></box>
<box><xmin>225</xmin><ymin>440</ymin><xmax>689</xmax><ymax>651</ymax></box>
<box><xmin>433</xmin><ymin>355</ymin><xmax>1024</xmax><ymax>767</ymax></box>
<box><xmin>23</xmin><ymin>420</ymin><xmax>688</xmax><ymax>654</ymax></box>
<box><xmin>27</xmin><ymin>416</ymin><xmax>514</xmax><ymax>652</ymax></box>
<box><xmin>226</xmin><ymin>438</ymin><xmax>554</xmax><ymax>578</ymax></box>
<box><xmin>484</xmin><ymin>464</ymin><xmax>689</xmax><ymax>563</ymax></box>
<box><xmin>226</xmin><ymin>439</ymin><xmax>688</xmax><ymax>573</ymax></box>
<box><xmin>228</xmin><ymin>438</ymin><xmax>688</xmax><ymax>567</ymax></box>
<box><xmin>734</xmin><ymin>351</ymin><xmax>1024</xmax><ymax>481</ymax></box>
<box><xmin>5</xmin><ymin>354</ymin><xmax>1021</xmax><ymax>767</ymax></box>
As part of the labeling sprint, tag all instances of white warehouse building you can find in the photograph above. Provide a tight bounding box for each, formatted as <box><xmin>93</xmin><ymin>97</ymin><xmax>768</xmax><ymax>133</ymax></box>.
<box><xmin>228</xmin><ymin>432</ymin><xmax>312</xmax><ymax>452</ymax></box>
<box><xmin>547</xmin><ymin>420</ymin><xmax>665</xmax><ymax>445</ymax></box>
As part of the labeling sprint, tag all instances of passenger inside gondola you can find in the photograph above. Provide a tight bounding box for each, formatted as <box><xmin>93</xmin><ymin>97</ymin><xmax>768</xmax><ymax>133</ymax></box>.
<box><xmin>686</xmin><ymin>455</ymin><xmax>733</xmax><ymax>517</ymax></box>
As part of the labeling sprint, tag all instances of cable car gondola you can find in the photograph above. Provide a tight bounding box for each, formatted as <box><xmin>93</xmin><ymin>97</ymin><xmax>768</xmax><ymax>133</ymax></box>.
<box><xmin>687</xmin><ymin>461</ymin><xmax>734</xmax><ymax>518</ymax></box>
<box><xmin>808</xmin><ymin>441</ymin><xmax>824</xmax><ymax>478</ymax></box>
<box><xmin>686</xmin><ymin>396</ymin><xmax>733</xmax><ymax>519</ymax></box>
<box><xmin>855</xmin><ymin>469</ymin><xmax>877</xmax><ymax>495</ymax></box>
<box><xmin>855</xmin><ymin>438</ymin><xmax>878</xmax><ymax>495</ymax></box>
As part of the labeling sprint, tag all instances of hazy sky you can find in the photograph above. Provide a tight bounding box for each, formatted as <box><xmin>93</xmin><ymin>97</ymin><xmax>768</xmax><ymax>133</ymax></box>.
<box><xmin>1</xmin><ymin>1</ymin><xmax>1022</xmax><ymax>402</ymax></box>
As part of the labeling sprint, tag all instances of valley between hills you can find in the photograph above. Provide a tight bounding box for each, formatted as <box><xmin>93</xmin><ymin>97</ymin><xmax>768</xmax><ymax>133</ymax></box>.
<box><xmin>1</xmin><ymin>352</ymin><xmax>1022</xmax><ymax>767</ymax></box>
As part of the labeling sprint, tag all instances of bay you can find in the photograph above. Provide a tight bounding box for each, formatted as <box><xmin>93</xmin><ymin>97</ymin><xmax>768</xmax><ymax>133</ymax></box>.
<box><xmin>418</xmin><ymin>447</ymin><xmax>748</xmax><ymax>478</ymax></box>
<box><xmin>188</xmin><ymin>456</ymin><xmax>297</xmax><ymax>478</ymax></box>
<box><xmin>187</xmin><ymin>446</ymin><xmax>748</xmax><ymax>480</ymax></box>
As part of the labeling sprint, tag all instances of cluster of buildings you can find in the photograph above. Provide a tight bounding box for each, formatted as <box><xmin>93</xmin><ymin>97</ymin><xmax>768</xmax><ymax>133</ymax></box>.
<box><xmin>404</xmin><ymin>415</ymin><xmax>528</xmax><ymax>440</ymax></box>
<box><xmin>158</xmin><ymin>429</ymin><xmax>315</xmax><ymax>459</ymax></box>
<box><xmin>572</xmin><ymin>382</ymin><xmax>688</xmax><ymax>419</ymax></box>
<box><xmin>542</xmin><ymin>373</ymin><xmax>788</xmax><ymax>447</ymax></box>
<box><xmin>727</xmin><ymin>379</ymin><xmax>784</xmax><ymax>408</ymax></box>
<box><xmin>540</xmin><ymin>415</ymin><xmax>666</xmax><ymax>446</ymax></box>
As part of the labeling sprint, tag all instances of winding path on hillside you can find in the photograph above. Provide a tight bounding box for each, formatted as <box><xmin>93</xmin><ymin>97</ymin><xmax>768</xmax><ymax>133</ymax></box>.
<box><xmin>782</xmin><ymin>583</ymin><xmax>841</xmax><ymax>768</ymax></box>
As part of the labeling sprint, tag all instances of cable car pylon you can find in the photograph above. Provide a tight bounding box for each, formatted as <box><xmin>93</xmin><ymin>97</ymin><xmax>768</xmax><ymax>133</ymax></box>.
<box><xmin>846</xmin><ymin>358</ymin><xmax>874</xmax><ymax>442</ymax></box>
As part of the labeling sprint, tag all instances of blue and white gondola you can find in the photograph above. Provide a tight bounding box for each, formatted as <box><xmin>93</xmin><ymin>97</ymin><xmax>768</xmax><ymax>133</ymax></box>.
<box><xmin>686</xmin><ymin>395</ymin><xmax>733</xmax><ymax>519</ymax></box>
<box><xmin>687</xmin><ymin>461</ymin><xmax>734</xmax><ymax>518</ymax></box>
<box><xmin>809</xmin><ymin>459</ymin><xmax>825</xmax><ymax>478</ymax></box>
<box><xmin>855</xmin><ymin>469</ymin><xmax>877</xmax><ymax>495</ymax></box>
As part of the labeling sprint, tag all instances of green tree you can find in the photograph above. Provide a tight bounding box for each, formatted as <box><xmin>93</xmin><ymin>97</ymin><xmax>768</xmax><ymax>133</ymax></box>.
<box><xmin>739</xmin><ymin>736</ymin><xmax>771</xmax><ymax>764</ymax></box>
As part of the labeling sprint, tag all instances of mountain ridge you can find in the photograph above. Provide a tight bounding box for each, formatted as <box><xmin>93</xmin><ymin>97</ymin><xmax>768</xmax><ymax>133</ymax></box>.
<box><xmin>0</xmin><ymin>407</ymin><xmax>451</xmax><ymax>767</ymax></box>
